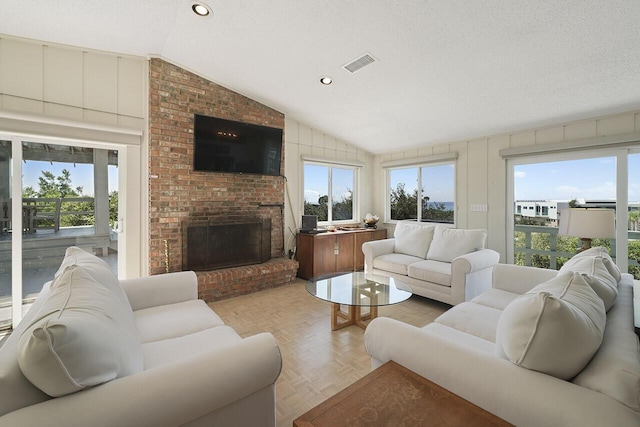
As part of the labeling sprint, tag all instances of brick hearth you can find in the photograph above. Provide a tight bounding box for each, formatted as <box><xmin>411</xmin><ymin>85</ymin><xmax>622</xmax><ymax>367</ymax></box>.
<box><xmin>196</xmin><ymin>258</ymin><xmax>298</xmax><ymax>301</ymax></box>
<box><xmin>148</xmin><ymin>58</ymin><xmax>298</xmax><ymax>301</ymax></box>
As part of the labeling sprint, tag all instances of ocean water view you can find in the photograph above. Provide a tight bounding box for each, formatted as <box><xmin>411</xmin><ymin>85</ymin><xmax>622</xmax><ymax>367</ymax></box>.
<box><xmin>425</xmin><ymin>201</ymin><xmax>454</xmax><ymax>211</ymax></box>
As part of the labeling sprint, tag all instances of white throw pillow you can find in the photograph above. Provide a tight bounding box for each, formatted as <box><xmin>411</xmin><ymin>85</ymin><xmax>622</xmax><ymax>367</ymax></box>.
<box><xmin>560</xmin><ymin>255</ymin><xmax>618</xmax><ymax>311</ymax></box>
<box><xmin>601</xmin><ymin>256</ymin><xmax>622</xmax><ymax>282</ymax></box>
<box><xmin>573</xmin><ymin>246</ymin><xmax>610</xmax><ymax>258</ymax></box>
<box><xmin>495</xmin><ymin>271</ymin><xmax>606</xmax><ymax>380</ymax></box>
<box><xmin>55</xmin><ymin>246</ymin><xmax>130</xmax><ymax>307</ymax></box>
<box><xmin>18</xmin><ymin>266</ymin><xmax>143</xmax><ymax>397</ymax></box>
<box><xmin>426</xmin><ymin>227</ymin><xmax>487</xmax><ymax>263</ymax></box>
<box><xmin>393</xmin><ymin>221</ymin><xmax>435</xmax><ymax>259</ymax></box>
<box><xmin>573</xmin><ymin>247</ymin><xmax>622</xmax><ymax>282</ymax></box>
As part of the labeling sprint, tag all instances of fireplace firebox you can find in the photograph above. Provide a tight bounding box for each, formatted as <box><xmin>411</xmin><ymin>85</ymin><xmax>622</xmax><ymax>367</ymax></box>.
<box><xmin>182</xmin><ymin>218</ymin><xmax>271</xmax><ymax>271</ymax></box>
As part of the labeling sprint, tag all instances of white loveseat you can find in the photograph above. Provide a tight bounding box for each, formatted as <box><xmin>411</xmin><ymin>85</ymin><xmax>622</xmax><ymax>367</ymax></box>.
<box><xmin>362</xmin><ymin>221</ymin><xmax>500</xmax><ymax>305</ymax></box>
<box><xmin>365</xmin><ymin>248</ymin><xmax>640</xmax><ymax>426</ymax></box>
<box><xmin>0</xmin><ymin>247</ymin><xmax>282</xmax><ymax>427</ymax></box>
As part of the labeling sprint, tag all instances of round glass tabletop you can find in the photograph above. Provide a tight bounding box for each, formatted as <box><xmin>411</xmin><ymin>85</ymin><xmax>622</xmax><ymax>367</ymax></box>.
<box><xmin>306</xmin><ymin>271</ymin><xmax>412</xmax><ymax>307</ymax></box>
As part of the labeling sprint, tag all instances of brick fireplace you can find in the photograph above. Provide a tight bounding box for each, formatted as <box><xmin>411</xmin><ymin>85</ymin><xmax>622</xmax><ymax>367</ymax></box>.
<box><xmin>148</xmin><ymin>58</ymin><xmax>298</xmax><ymax>301</ymax></box>
<box><xmin>182</xmin><ymin>218</ymin><xmax>271</xmax><ymax>271</ymax></box>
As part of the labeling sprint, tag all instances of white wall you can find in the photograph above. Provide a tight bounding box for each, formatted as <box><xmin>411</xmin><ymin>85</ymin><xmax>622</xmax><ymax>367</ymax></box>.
<box><xmin>375</xmin><ymin>110</ymin><xmax>640</xmax><ymax>262</ymax></box>
<box><xmin>283</xmin><ymin>116</ymin><xmax>375</xmax><ymax>254</ymax></box>
<box><xmin>0</xmin><ymin>35</ymin><xmax>146</xmax><ymax>130</ymax></box>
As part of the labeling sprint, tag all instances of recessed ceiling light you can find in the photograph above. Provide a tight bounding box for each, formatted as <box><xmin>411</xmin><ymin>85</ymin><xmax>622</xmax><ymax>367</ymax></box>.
<box><xmin>320</xmin><ymin>76</ymin><xmax>333</xmax><ymax>85</ymax></box>
<box><xmin>192</xmin><ymin>3</ymin><xmax>212</xmax><ymax>17</ymax></box>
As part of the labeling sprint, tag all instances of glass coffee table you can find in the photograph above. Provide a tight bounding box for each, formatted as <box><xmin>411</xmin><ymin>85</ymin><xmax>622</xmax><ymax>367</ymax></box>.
<box><xmin>306</xmin><ymin>271</ymin><xmax>413</xmax><ymax>330</ymax></box>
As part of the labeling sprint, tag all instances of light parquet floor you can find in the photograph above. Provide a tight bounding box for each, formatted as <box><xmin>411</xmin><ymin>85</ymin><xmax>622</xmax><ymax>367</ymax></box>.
<box><xmin>209</xmin><ymin>278</ymin><xmax>449</xmax><ymax>427</ymax></box>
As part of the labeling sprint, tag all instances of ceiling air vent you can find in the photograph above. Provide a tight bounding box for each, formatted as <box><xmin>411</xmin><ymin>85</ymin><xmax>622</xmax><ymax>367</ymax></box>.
<box><xmin>342</xmin><ymin>53</ymin><xmax>376</xmax><ymax>74</ymax></box>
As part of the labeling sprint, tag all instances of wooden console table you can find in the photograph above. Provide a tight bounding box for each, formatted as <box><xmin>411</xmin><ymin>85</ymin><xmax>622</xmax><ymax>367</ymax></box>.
<box><xmin>296</xmin><ymin>228</ymin><xmax>387</xmax><ymax>279</ymax></box>
<box><xmin>293</xmin><ymin>361</ymin><xmax>512</xmax><ymax>426</ymax></box>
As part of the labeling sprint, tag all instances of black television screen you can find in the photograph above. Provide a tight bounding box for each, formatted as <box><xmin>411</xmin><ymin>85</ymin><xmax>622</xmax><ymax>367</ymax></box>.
<box><xmin>193</xmin><ymin>114</ymin><xmax>283</xmax><ymax>176</ymax></box>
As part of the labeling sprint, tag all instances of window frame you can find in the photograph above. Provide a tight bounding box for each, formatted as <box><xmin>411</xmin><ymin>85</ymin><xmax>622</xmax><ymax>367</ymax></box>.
<box><xmin>302</xmin><ymin>160</ymin><xmax>359</xmax><ymax>225</ymax></box>
<box><xmin>506</xmin><ymin>147</ymin><xmax>636</xmax><ymax>271</ymax></box>
<box><xmin>385</xmin><ymin>160</ymin><xmax>456</xmax><ymax>225</ymax></box>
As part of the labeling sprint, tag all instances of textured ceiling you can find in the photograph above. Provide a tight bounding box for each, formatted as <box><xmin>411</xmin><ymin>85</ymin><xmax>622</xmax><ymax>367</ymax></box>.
<box><xmin>2</xmin><ymin>0</ymin><xmax>640</xmax><ymax>153</ymax></box>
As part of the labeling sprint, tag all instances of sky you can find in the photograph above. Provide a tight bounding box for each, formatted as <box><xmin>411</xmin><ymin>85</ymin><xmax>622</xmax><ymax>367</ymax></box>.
<box><xmin>389</xmin><ymin>164</ymin><xmax>455</xmax><ymax>203</ymax></box>
<box><xmin>305</xmin><ymin>154</ymin><xmax>640</xmax><ymax>206</ymax></box>
<box><xmin>515</xmin><ymin>154</ymin><xmax>640</xmax><ymax>202</ymax></box>
<box><xmin>304</xmin><ymin>164</ymin><xmax>354</xmax><ymax>204</ymax></box>
<box><xmin>21</xmin><ymin>161</ymin><xmax>119</xmax><ymax>196</ymax></box>
<box><xmin>304</xmin><ymin>163</ymin><xmax>456</xmax><ymax>205</ymax></box>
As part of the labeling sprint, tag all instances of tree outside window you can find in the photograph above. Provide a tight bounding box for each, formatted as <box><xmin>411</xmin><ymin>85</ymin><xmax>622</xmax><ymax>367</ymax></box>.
<box><xmin>304</xmin><ymin>162</ymin><xmax>356</xmax><ymax>223</ymax></box>
<box><xmin>388</xmin><ymin>163</ymin><xmax>455</xmax><ymax>223</ymax></box>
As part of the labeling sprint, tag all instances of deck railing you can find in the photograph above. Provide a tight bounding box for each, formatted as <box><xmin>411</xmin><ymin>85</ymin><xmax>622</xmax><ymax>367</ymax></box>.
<box><xmin>514</xmin><ymin>224</ymin><xmax>640</xmax><ymax>275</ymax></box>
<box><xmin>58</xmin><ymin>197</ymin><xmax>96</xmax><ymax>225</ymax></box>
<box><xmin>1</xmin><ymin>197</ymin><xmax>97</xmax><ymax>233</ymax></box>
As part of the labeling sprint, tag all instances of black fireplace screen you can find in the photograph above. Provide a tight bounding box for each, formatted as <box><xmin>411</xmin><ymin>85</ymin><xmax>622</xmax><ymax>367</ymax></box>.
<box><xmin>182</xmin><ymin>218</ymin><xmax>271</xmax><ymax>271</ymax></box>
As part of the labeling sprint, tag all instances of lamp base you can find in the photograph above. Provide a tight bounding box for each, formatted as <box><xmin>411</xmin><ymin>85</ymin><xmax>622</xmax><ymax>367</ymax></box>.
<box><xmin>577</xmin><ymin>238</ymin><xmax>593</xmax><ymax>253</ymax></box>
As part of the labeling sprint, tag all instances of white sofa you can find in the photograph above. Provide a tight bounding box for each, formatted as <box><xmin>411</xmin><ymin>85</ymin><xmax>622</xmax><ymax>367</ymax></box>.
<box><xmin>362</xmin><ymin>221</ymin><xmax>500</xmax><ymax>305</ymax></box>
<box><xmin>365</xmin><ymin>248</ymin><xmax>640</xmax><ymax>426</ymax></box>
<box><xmin>0</xmin><ymin>247</ymin><xmax>282</xmax><ymax>427</ymax></box>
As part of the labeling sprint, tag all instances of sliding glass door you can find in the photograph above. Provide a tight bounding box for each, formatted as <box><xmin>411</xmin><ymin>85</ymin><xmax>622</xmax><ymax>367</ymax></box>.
<box><xmin>1</xmin><ymin>135</ymin><xmax>123</xmax><ymax>329</ymax></box>
<box><xmin>508</xmin><ymin>147</ymin><xmax>639</xmax><ymax>278</ymax></box>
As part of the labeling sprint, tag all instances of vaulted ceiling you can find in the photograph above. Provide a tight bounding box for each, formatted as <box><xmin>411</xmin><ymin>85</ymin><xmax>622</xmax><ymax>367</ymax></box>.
<box><xmin>2</xmin><ymin>1</ymin><xmax>640</xmax><ymax>153</ymax></box>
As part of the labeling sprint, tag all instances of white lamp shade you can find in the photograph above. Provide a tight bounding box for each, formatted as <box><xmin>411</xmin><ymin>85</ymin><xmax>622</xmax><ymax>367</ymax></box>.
<box><xmin>558</xmin><ymin>208</ymin><xmax>616</xmax><ymax>239</ymax></box>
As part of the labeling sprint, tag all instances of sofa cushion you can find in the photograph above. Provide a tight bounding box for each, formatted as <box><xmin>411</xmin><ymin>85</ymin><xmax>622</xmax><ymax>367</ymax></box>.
<box><xmin>407</xmin><ymin>260</ymin><xmax>451</xmax><ymax>286</ymax></box>
<box><xmin>134</xmin><ymin>299</ymin><xmax>225</xmax><ymax>343</ymax></box>
<box><xmin>54</xmin><ymin>246</ymin><xmax>129</xmax><ymax>308</ymax></box>
<box><xmin>435</xmin><ymin>302</ymin><xmax>502</xmax><ymax>343</ymax></box>
<box><xmin>142</xmin><ymin>326</ymin><xmax>241</xmax><ymax>369</ymax></box>
<box><xmin>17</xmin><ymin>266</ymin><xmax>143</xmax><ymax>397</ymax></box>
<box><xmin>572</xmin><ymin>279</ymin><xmax>640</xmax><ymax>411</ymax></box>
<box><xmin>393</xmin><ymin>222</ymin><xmax>435</xmax><ymax>258</ymax></box>
<box><xmin>373</xmin><ymin>253</ymin><xmax>424</xmax><ymax>276</ymax></box>
<box><xmin>573</xmin><ymin>246</ymin><xmax>622</xmax><ymax>282</ymax></box>
<box><xmin>471</xmin><ymin>288</ymin><xmax>520</xmax><ymax>311</ymax></box>
<box><xmin>560</xmin><ymin>255</ymin><xmax>618</xmax><ymax>311</ymax></box>
<box><xmin>424</xmin><ymin>323</ymin><xmax>496</xmax><ymax>355</ymax></box>
<box><xmin>495</xmin><ymin>271</ymin><xmax>606</xmax><ymax>380</ymax></box>
<box><xmin>601</xmin><ymin>256</ymin><xmax>623</xmax><ymax>283</ymax></box>
<box><xmin>426</xmin><ymin>227</ymin><xmax>487</xmax><ymax>263</ymax></box>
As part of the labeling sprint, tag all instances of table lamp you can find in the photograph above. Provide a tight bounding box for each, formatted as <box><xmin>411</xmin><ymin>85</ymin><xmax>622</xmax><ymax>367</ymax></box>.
<box><xmin>558</xmin><ymin>208</ymin><xmax>616</xmax><ymax>252</ymax></box>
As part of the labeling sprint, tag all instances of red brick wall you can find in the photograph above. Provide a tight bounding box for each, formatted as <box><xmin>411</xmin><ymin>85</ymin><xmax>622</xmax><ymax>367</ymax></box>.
<box><xmin>196</xmin><ymin>258</ymin><xmax>299</xmax><ymax>301</ymax></box>
<box><xmin>148</xmin><ymin>59</ymin><xmax>296</xmax><ymax>300</ymax></box>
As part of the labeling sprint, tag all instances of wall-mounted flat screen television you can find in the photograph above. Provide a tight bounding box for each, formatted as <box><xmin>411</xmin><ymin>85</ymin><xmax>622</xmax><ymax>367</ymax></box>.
<box><xmin>193</xmin><ymin>114</ymin><xmax>283</xmax><ymax>176</ymax></box>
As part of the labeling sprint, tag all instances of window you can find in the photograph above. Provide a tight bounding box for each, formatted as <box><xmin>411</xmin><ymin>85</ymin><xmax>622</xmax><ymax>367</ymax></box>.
<box><xmin>509</xmin><ymin>148</ymin><xmax>640</xmax><ymax>279</ymax></box>
<box><xmin>303</xmin><ymin>162</ymin><xmax>356</xmax><ymax>223</ymax></box>
<box><xmin>512</xmin><ymin>155</ymin><xmax>616</xmax><ymax>269</ymax></box>
<box><xmin>387</xmin><ymin>162</ymin><xmax>455</xmax><ymax>223</ymax></box>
